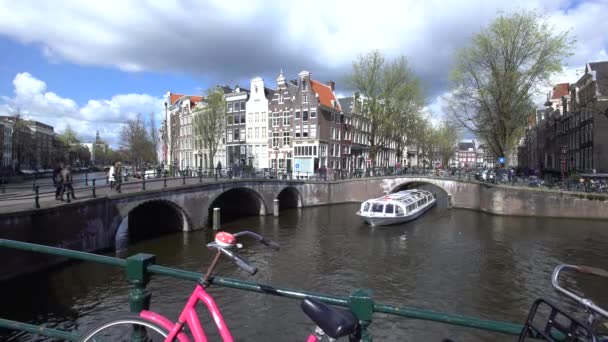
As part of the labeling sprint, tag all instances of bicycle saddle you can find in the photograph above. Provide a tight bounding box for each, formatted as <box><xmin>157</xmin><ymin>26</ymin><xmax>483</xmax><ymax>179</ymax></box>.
<box><xmin>301</xmin><ymin>298</ymin><xmax>359</xmax><ymax>339</ymax></box>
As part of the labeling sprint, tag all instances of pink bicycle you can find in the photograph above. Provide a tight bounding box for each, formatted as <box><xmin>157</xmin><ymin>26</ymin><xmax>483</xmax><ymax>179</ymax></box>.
<box><xmin>78</xmin><ymin>231</ymin><xmax>362</xmax><ymax>341</ymax></box>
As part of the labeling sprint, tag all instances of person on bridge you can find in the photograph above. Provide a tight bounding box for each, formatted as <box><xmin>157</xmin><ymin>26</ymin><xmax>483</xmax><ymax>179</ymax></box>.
<box><xmin>216</xmin><ymin>161</ymin><xmax>222</xmax><ymax>178</ymax></box>
<box><xmin>59</xmin><ymin>165</ymin><xmax>76</xmax><ymax>201</ymax></box>
<box><xmin>108</xmin><ymin>163</ymin><xmax>115</xmax><ymax>189</ymax></box>
<box><xmin>114</xmin><ymin>161</ymin><xmax>122</xmax><ymax>193</ymax></box>
<box><xmin>52</xmin><ymin>162</ymin><xmax>64</xmax><ymax>200</ymax></box>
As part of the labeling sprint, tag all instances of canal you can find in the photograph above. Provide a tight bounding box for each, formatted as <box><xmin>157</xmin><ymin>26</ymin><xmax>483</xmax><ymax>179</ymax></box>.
<box><xmin>1</xmin><ymin>203</ymin><xmax>608</xmax><ymax>341</ymax></box>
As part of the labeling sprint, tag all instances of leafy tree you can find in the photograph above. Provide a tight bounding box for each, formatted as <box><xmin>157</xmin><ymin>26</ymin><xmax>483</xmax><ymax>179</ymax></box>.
<box><xmin>193</xmin><ymin>88</ymin><xmax>226</xmax><ymax>168</ymax></box>
<box><xmin>445</xmin><ymin>10</ymin><xmax>574</xmax><ymax>160</ymax></box>
<box><xmin>148</xmin><ymin>112</ymin><xmax>159</xmax><ymax>165</ymax></box>
<box><xmin>348</xmin><ymin>50</ymin><xmax>418</xmax><ymax>167</ymax></box>
<box><xmin>433</xmin><ymin>121</ymin><xmax>460</xmax><ymax>168</ymax></box>
<box><xmin>57</xmin><ymin>124</ymin><xmax>80</xmax><ymax>146</ymax></box>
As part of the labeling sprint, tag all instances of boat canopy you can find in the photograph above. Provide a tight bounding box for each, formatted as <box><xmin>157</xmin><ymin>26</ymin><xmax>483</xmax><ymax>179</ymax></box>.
<box><xmin>359</xmin><ymin>190</ymin><xmax>435</xmax><ymax>215</ymax></box>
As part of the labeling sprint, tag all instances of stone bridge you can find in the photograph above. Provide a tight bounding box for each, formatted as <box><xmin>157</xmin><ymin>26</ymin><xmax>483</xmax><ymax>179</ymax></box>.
<box><xmin>2</xmin><ymin>176</ymin><xmax>608</xmax><ymax>280</ymax></box>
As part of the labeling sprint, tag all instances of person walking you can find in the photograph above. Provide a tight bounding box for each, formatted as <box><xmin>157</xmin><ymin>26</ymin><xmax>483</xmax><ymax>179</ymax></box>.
<box><xmin>52</xmin><ymin>162</ymin><xmax>64</xmax><ymax>200</ymax></box>
<box><xmin>114</xmin><ymin>161</ymin><xmax>122</xmax><ymax>193</ymax></box>
<box><xmin>59</xmin><ymin>165</ymin><xmax>76</xmax><ymax>202</ymax></box>
<box><xmin>216</xmin><ymin>161</ymin><xmax>222</xmax><ymax>178</ymax></box>
<box><xmin>108</xmin><ymin>162</ymin><xmax>115</xmax><ymax>189</ymax></box>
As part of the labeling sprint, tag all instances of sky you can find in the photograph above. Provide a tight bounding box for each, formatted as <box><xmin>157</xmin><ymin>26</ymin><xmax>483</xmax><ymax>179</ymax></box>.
<box><xmin>0</xmin><ymin>0</ymin><xmax>607</xmax><ymax>147</ymax></box>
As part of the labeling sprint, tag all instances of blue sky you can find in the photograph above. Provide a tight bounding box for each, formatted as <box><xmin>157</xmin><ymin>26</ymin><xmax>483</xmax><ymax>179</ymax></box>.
<box><xmin>0</xmin><ymin>0</ymin><xmax>606</xmax><ymax>146</ymax></box>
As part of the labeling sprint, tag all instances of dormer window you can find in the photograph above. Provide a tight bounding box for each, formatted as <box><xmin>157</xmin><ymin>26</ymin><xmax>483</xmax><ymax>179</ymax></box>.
<box><xmin>302</xmin><ymin>80</ymin><xmax>308</xmax><ymax>91</ymax></box>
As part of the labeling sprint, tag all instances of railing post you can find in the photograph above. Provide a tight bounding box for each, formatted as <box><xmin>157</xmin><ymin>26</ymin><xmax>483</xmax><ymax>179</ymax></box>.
<box><xmin>126</xmin><ymin>253</ymin><xmax>155</xmax><ymax>341</ymax></box>
<box><xmin>34</xmin><ymin>185</ymin><xmax>40</xmax><ymax>209</ymax></box>
<box><xmin>349</xmin><ymin>289</ymin><xmax>374</xmax><ymax>342</ymax></box>
<box><xmin>142</xmin><ymin>177</ymin><xmax>146</xmax><ymax>191</ymax></box>
<box><xmin>126</xmin><ymin>253</ymin><xmax>155</xmax><ymax>312</ymax></box>
<box><xmin>182</xmin><ymin>174</ymin><xmax>186</xmax><ymax>185</ymax></box>
<box><xmin>85</xmin><ymin>171</ymin><xmax>89</xmax><ymax>186</ymax></box>
<box><xmin>92</xmin><ymin>179</ymin><xmax>96</xmax><ymax>198</ymax></box>
<box><xmin>163</xmin><ymin>173</ymin><xmax>167</xmax><ymax>188</ymax></box>
<box><xmin>199</xmin><ymin>170</ymin><xmax>203</xmax><ymax>183</ymax></box>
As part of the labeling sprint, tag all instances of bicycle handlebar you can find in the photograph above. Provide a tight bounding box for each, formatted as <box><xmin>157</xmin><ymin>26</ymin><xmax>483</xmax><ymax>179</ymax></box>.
<box><xmin>206</xmin><ymin>231</ymin><xmax>280</xmax><ymax>276</ymax></box>
<box><xmin>552</xmin><ymin>264</ymin><xmax>608</xmax><ymax>318</ymax></box>
<box><xmin>233</xmin><ymin>231</ymin><xmax>280</xmax><ymax>251</ymax></box>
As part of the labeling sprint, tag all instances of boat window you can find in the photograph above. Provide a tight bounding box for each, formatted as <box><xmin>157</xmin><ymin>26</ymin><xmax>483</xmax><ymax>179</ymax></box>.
<box><xmin>396</xmin><ymin>206</ymin><xmax>404</xmax><ymax>216</ymax></box>
<box><xmin>385</xmin><ymin>204</ymin><xmax>394</xmax><ymax>214</ymax></box>
<box><xmin>371</xmin><ymin>203</ymin><xmax>384</xmax><ymax>213</ymax></box>
<box><xmin>363</xmin><ymin>202</ymin><xmax>370</xmax><ymax>212</ymax></box>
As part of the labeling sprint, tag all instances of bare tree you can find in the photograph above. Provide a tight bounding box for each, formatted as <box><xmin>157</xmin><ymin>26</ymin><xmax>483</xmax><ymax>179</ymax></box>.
<box><xmin>193</xmin><ymin>88</ymin><xmax>225</xmax><ymax>168</ymax></box>
<box><xmin>444</xmin><ymin>11</ymin><xmax>574</xmax><ymax>162</ymax></box>
<box><xmin>348</xmin><ymin>50</ymin><xmax>418</xmax><ymax>167</ymax></box>
<box><xmin>120</xmin><ymin>113</ymin><xmax>156</xmax><ymax>169</ymax></box>
<box><xmin>148</xmin><ymin>112</ymin><xmax>159</xmax><ymax>164</ymax></box>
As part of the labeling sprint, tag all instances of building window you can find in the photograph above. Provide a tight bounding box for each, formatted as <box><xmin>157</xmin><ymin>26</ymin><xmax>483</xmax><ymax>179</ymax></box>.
<box><xmin>255</xmin><ymin>127</ymin><xmax>259</xmax><ymax>139</ymax></box>
<box><xmin>311</xmin><ymin>109</ymin><xmax>316</xmax><ymax>118</ymax></box>
<box><xmin>227</xmin><ymin>103</ymin><xmax>232</xmax><ymax>112</ymax></box>
<box><xmin>228</xmin><ymin>130</ymin><xmax>233</xmax><ymax>142</ymax></box>
<box><xmin>240</xmin><ymin>128</ymin><xmax>245</xmax><ymax>141</ymax></box>
<box><xmin>279</xmin><ymin>92</ymin><xmax>283</xmax><ymax>104</ymax></box>
<box><xmin>303</xmin><ymin>124</ymin><xmax>308</xmax><ymax>138</ymax></box>
<box><xmin>234</xmin><ymin>115</ymin><xmax>239</xmax><ymax>125</ymax></box>
<box><xmin>272</xmin><ymin>112</ymin><xmax>280</xmax><ymax>126</ymax></box>
<box><xmin>311</xmin><ymin>125</ymin><xmax>317</xmax><ymax>138</ymax></box>
<box><xmin>241</xmin><ymin>114</ymin><xmax>246</xmax><ymax>124</ymax></box>
<box><xmin>247</xmin><ymin>128</ymin><xmax>252</xmax><ymax>139</ymax></box>
<box><xmin>272</xmin><ymin>159</ymin><xmax>278</xmax><ymax>169</ymax></box>
<box><xmin>272</xmin><ymin>132</ymin><xmax>280</xmax><ymax>147</ymax></box>
<box><xmin>255</xmin><ymin>113</ymin><xmax>259</xmax><ymax>122</ymax></box>
<box><xmin>262</xmin><ymin>127</ymin><xmax>266</xmax><ymax>139</ymax></box>
<box><xmin>234</xmin><ymin>128</ymin><xmax>240</xmax><ymax>141</ymax></box>
<box><xmin>227</xmin><ymin>115</ymin><xmax>233</xmax><ymax>125</ymax></box>
<box><xmin>302</xmin><ymin>80</ymin><xmax>308</xmax><ymax>91</ymax></box>
<box><xmin>241</xmin><ymin>102</ymin><xmax>246</xmax><ymax>111</ymax></box>
<box><xmin>295</xmin><ymin>111</ymin><xmax>301</xmax><ymax>119</ymax></box>
<box><xmin>283</xmin><ymin>132</ymin><xmax>290</xmax><ymax>147</ymax></box>
<box><xmin>303</xmin><ymin>94</ymin><xmax>308</xmax><ymax>103</ymax></box>
<box><xmin>303</xmin><ymin>110</ymin><xmax>308</xmax><ymax>121</ymax></box>
<box><xmin>279</xmin><ymin>159</ymin><xmax>285</xmax><ymax>169</ymax></box>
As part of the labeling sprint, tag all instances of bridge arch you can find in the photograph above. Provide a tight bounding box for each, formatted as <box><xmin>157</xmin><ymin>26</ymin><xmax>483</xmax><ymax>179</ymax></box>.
<box><xmin>207</xmin><ymin>187</ymin><xmax>268</xmax><ymax>225</ymax></box>
<box><xmin>390</xmin><ymin>181</ymin><xmax>451</xmax><ymax>208</ymax></box>
<box><xmin>277</xmin><ymin>186</ymin><xmax>303</xmax><ymax>211</ymax></box>
<box><xmin>115</xmin><ymin>199</ymin><xmax>191</xmax><ymax>250</ymax></box>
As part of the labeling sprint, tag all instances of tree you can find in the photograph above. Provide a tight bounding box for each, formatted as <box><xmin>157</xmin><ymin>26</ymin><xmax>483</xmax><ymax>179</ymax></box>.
<box><xmin>385</xmin><ymin>71</ymin><xmax>425</xmax><ymax>164</ymax></box>
<box><xmin>58</xmin><ymin>125</ymin><xmax>80</xmax><ymax>146</ymax></box>
<box><xmin>120</xmin><ymin>114</ymin><xmax>156</xmax><ymax>169</ymax></box>
<box><xmin>433</xmin><ymin>121</ymin><xmax>460</xmax><ymax>168</ymax></box>
<box><xmin>193</xmin><ymin>88</ymin><xmax>226</xmax><ymax>168</ymax></box>
<box><xmin>148</xmin><ymin>112</ymin><xmax>159</xmax><ymax>165</ymax></box>
<box><xmin>445</xmin><ymin>10</ymin><xmax>574</xmax><ymax>161</ymax></box>
<box><xmin>348</xmin><ymin>50</ymin><xmax>419</xmax><ymax>167</ymax></box>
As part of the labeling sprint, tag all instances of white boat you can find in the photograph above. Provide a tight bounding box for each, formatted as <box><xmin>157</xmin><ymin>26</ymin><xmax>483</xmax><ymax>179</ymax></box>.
<box><xmin>356</xmin><ymin>190</ymin><xmax>437</xmax><ymax>226</ymax></box>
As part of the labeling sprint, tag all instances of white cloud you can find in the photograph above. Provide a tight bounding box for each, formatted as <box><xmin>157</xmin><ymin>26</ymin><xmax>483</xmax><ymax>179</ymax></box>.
<box><xmin>0</xmin><ymin>0</ymin><xmax>606</xmax><ymax>97</ymax></box>
<box><xmin>1</xmin><ymin>72</ymin><xmax>163</xmax><ymax>146</ymax></box>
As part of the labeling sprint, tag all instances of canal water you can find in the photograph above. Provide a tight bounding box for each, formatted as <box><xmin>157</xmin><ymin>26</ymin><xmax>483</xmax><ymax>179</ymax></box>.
<box><xmin>2</xmin><ymin>204</ymin><xmax>608</xmax><ymax>341</ymax></box>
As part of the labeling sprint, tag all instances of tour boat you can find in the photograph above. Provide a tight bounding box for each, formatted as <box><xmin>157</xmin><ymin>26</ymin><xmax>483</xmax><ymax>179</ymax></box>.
<box><xmin>356</xmin><ymin>190</ymin><xmax>437</xmax><ymax>226</ymax></box>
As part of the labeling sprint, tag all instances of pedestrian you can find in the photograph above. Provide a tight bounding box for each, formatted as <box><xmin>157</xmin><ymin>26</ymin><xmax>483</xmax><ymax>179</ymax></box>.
<box><xmin>114</xmin><ymin>161</ymin><xmax>122</xmax><ymax>193</ymax></box>
<box><xmin>108</xmin><ymin>162</ymin><xmax>115</xmax><ymax>189</ymax></box>
<box><xmin>216</xmin><ymin>161</ymin><xmax>222</xmax><ymax>178</ymax></box>
<box><xmin>52</xmin><ymin>162</ymin><xmax>64</xmax><ymax>200</ymax></box>
<box><xmin>59</xmin><ymin>165</ymin><xmax>76</xmax><ymax>202</ymax></box>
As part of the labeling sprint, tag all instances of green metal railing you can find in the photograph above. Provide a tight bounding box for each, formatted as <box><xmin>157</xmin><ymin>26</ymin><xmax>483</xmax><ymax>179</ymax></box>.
<box><xmin>0</xmin><ymin>238</ymin><xmax>525</xmax><ymax>341</ymax></box>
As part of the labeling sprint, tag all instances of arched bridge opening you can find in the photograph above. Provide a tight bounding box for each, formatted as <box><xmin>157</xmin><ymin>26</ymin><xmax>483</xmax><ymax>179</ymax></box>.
<box><xmin>116</xmin><ymin>200</ymin><xmax>189</xmax><ymax>250</ymax></box>
<box><xmin>391</xmin><ymin>182</ymin><xmax>450</xmax><ymax>209</ymax></box>
<box><xmin>208</xmin><ymin>188</ymin><xmax>267</xmax><ymax>226</ymax></box>
<box><xmin>277</xmin><ymin>187</ymin><xmax>302</xmax><ymax>211</ymax></box>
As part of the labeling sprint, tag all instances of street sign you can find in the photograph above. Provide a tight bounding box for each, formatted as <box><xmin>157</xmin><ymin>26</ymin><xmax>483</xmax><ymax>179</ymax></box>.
<box><xmin>498</xmin><ymin>157</ymin><xmax>506</xmax><ymax>164</ymax></box>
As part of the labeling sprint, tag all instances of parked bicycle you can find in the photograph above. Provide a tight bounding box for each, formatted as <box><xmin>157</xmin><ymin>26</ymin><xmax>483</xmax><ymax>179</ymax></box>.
<box><xmin>78</xmin><ymin>231</ymin><xmax>362</xmax><ymax>342</ymax></box>
<box><xmin>519</xmin><ymin>264</ymin><xmax>608</xmax><ymax>341</ymax></box>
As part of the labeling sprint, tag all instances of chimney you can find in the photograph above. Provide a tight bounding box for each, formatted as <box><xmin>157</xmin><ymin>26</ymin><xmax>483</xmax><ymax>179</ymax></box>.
<box><xmin>327</xmin><ymin>80</ymin><xmax>335</xmax><ymax>91</ymax></box>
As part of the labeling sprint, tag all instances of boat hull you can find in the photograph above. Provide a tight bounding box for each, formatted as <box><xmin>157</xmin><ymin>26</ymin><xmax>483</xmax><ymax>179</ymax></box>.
<box><xmin>357</xmin><ymin>201</ymin><xmax>436</xmax><ymax>226</ymax></box>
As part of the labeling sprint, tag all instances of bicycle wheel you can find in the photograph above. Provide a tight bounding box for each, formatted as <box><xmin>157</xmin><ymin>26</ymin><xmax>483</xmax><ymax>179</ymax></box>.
<box><xmin>78</xmin><ymin>313</ymin><xmax>171</xmax><ymax>342</ymax></box>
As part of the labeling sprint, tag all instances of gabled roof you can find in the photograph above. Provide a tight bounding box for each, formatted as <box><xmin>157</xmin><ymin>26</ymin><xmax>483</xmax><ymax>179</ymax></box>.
<box><xmin>311</xmin><ymin>80</ymin><xmax>341</xmax><ymax>112</ymax></box>
<box><xmin>588</xmin><ymin>61</ymin><xmax>608</xmax><ymax>97</ymax></box>
<box><xmin>551</xmin><ymin>83</ymin><xmax>569</xmax><ymax>99</ymax></box>
<box><xmin>338</xmin><ymin>97</ymin><xmax>354</xmax><ymax>115</ymax></box>
<box><xmin>169</xmin><ymin>93</ymin><xmax>203</xmax><ymax>106</ymax></box>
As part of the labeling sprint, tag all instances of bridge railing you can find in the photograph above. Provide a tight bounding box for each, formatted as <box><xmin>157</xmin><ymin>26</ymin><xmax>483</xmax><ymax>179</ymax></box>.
<box><xmin>0</xmin><ymin>238</ymin><xmax>527</xmax><ymax>341</ymax></box>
